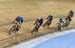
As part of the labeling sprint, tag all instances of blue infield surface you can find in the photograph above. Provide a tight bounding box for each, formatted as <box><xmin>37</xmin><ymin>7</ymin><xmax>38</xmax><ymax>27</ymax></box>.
<box><xmin>33</xmin><ymin>31</ymin><xmax>75</xmax><ymax>48</ymax></box>
<box><xmin>12</xmin><ymin>29</ymin><xmax>75</xmax><ymax>48</ymax></box>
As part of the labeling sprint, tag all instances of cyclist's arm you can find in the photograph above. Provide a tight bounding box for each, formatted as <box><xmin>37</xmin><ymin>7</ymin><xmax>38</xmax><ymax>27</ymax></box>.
<box><xmin>34</xmin><ymin>19</ymin><xmax>39</xmax><ymax>25</ymax></box>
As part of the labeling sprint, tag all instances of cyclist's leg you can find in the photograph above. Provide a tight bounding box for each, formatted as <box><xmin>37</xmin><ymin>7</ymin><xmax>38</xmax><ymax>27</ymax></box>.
<box><xmin>33</xmin><ymin>25</ymin><xmax>37</xmax><ymax>32</ymax></box>
<box><xmin>57</xmin><ymin>23</ymin><xmax>62</xmax><ymax>31</ymax></box>
<box><xmin>43</xmin><ymin>20</ymin><xmax>48</xmax><ymax>27</ymax></box>
<box><xmin>43</xmin><ymin>22</ymin><xmax>46</xmax><ymax>27</ymax></box>
<box><xmin>59</xmin><ymin>23</ymin><xmax>62</xmax><ymax>30</ymax></box>
<box><xmin>31</xmin><ymin>24</ymin><xmax>38</xmax><ymax>34</ymax></box>
<box><xmin>32</xmin><ymin>23</ymin><xmax>38</xmax><ymax>32</ymax></box>
<box><xmin>36</xmin><ymin>23</ymin><xmax>41</xmax><ymax>32</ymax></box>
<box><xmin>36</xmin><ymin>23</ymin><xmax>40</xmax><ymax>32</ymax></box>
<box><xmin>9</xmin><ymin>24</ymin><xmax>16</xmax><ymax>35</ymax></box>
<box><xmin>65</xmin><ymin>20</ymin><xmax>69</xmax><ymax>27</ymax></box>
<box><xmin>47</xmin><ymin>21</ymin><xmax>51</xmax><ymax>27</ymax></box>
<box><xmin>14</xmin><ymin>22</ymin><xmax>20</xmax><ymax>32</ymax></box>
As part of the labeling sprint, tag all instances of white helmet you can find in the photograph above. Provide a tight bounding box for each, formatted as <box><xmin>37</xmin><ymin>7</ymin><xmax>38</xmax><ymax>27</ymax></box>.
<box><xmin>38</xmin><ymin>17</ymin><xmax>42</xmax><ymax>19</ymax></box>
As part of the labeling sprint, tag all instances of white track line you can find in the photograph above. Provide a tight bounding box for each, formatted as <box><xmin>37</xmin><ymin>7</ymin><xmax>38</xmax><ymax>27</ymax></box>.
<box><xmin>11</xmin><ymin>29</ymin><xmax>75</xmax><ymax>48</ymax></box>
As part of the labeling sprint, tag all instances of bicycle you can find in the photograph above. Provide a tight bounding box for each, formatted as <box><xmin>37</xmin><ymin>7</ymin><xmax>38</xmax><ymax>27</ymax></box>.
<box><xmin>31</xmin><ymin>23</ymin><xmax>40</xmax><ymax>34</ymax></box>
<box><xmin>9</xmin><ymin>22</ymin><xmax>21</xmax><ymax>35</ymax></box>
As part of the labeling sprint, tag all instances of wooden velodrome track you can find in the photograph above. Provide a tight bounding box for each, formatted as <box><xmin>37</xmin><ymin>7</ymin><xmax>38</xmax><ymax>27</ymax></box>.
<box><xmin>0</xmin><ymin>0</ymin><xmax>75</xmax><ymax>48</ymax></box>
